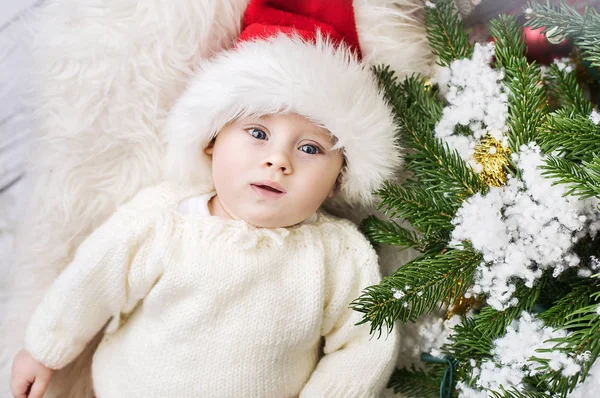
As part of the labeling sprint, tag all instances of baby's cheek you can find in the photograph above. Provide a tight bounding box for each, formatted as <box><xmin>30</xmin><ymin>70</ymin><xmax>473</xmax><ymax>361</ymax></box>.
<box><xmin>297</xmin><ymin>192</ymin><xmax>326</xmax><ymax>217</ymax></box>
<box><xmin>215</xmin><ymin>155</ymin><xmax>243</xmax><ymax>178</ymax></box>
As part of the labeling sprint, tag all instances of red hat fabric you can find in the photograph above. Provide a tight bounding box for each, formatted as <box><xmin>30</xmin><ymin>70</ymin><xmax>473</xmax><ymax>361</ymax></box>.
<box><xmin>163</xmin><ymin>0</ymin><xmax>401</xmax><ymax>207</ymax></box>
<box><xmin>239</xmin><ymin>0</ymin><xmax>362</xmax><ymax>59</ymax></box>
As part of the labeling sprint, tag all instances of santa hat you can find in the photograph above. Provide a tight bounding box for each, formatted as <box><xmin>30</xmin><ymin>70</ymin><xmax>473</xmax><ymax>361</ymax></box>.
<box><xmin>163</xmin><ymin>0</ymin><xmax>402</xmax><ymax>206</ymax></box>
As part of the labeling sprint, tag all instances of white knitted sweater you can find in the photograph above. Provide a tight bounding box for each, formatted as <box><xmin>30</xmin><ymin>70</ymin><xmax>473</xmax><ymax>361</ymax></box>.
<box><xmin>25</xmin><ymin>182</ymin><xmax>399</xmax><ymax>398</ymax></box>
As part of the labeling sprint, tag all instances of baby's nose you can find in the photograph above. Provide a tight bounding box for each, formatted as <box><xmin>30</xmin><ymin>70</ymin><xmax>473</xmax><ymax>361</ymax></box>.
<box><xmin>265</xmin><ymin>152</ymin><xmax>292</xmax><ymax>173</ymax></box>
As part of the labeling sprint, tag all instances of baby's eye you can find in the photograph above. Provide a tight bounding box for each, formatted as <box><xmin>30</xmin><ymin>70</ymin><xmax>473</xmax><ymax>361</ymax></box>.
<box><xmin>247</xmin><ymin>128</ymin><xmax>267</xmax><ymax>140</ymax></box>
<box><xmin>300</xmin><ymin>144</ymin><xmax>321</xmax><ymax>155</ymax></box>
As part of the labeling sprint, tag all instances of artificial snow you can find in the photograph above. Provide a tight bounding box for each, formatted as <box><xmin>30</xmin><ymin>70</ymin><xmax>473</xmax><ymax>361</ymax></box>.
<box><xmin>450</xmin><ymin>144</ymin><xmax>600</xmax><ymax>310</ymax></box>
<box><xmin>391</xmin><ymin>288</ymin><xmax>406</xmax><ymax>299</ymax></box>
<box><xmin>553</xmin><ymin>57</ymin><xmax>574</xmax><ymax>74</ymax></box>
<box><xmin>589</xmin><ymin>109</ymin><xmax>600</xmax><ymax>125</ymax></box>
<box><xmin>431</xmin><ymin>42</ymin><xmax>509</xmax><ymax>171</ymax></box>
<box><xmin>457</xmin><ymin>312</ymin><xmax>583</xmax><ymax>396</ymax></box>
<box><xmin>568</xmin><ymin>358</ymin><xmax>600</xmax><ymax>397</ymax></box>
<box><xmin>393</xmin><ymin>313</ymin><xmax>461</xmax><ymax>371</ymax></box>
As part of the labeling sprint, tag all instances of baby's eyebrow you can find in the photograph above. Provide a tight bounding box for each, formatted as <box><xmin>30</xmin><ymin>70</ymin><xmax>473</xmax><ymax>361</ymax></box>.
<box><xmin>311</xmin><ymin>130</ymin><xmax>337</xmax><ymax>146</ymax></box>
<box><xmin>242</xmin><ymin>117</ymin><xmax>265</xmax><ymax>125</ymax></box>
<box><xmin>304</xmin><ymin>132</ymin><xmax>332</xmax><ymax>145</ymax></box>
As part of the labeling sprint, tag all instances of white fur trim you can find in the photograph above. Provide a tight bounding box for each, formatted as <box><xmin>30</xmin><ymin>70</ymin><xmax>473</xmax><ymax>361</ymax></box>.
<box><xmin>164</xmin><ymin>34</ymin><xmax>402</xmax><ymax>206</ymax></box>
<box><xmin>355</xmin><ymin>0</ymin><xmax>435</xmax><ymax>78</ymax></box>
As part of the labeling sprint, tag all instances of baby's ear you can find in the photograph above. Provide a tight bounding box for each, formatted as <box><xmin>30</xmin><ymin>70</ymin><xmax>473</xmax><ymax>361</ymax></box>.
<box><xmin>327</xmin><ymin>174</ymin><xmax>343</xmax><ymax>198</ymax></box>
<box><xmin>204</xmin><ymin>139</ymin><xmax>215</xmax><ymax>155</ymax></box>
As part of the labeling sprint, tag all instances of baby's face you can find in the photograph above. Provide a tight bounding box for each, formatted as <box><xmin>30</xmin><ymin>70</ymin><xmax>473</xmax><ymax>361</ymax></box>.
<box><xmin>205</xmin><ymin>113</ymin><xmax>344</xmax><ymax>228</ymax></box>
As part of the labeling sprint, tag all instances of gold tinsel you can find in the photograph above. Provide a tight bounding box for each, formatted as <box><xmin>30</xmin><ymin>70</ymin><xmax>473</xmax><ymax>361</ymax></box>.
<box><xmin>445</xmin><ymin>279</ymin><xmax>485</xmax><ymax>319</ymax></box>
<box><xmin>473</xmin><ymin>135</ymin><xmax>511</xmax><ymax>187</ymax></box>
<box><xmin>445</xmin><ymin>295</ymin><xmax>484</xmax><ymax>319</ymax></box>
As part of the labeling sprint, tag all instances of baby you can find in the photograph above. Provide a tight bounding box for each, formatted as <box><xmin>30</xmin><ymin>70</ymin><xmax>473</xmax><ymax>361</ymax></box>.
<box><xmin>11</xmin><ymin>2</ymin><xmax>402</xmax><ymax>397</ymax></box>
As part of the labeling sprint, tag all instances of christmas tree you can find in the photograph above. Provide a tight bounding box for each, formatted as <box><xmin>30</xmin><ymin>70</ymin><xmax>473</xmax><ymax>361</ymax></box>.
<box><xmin>350</xmin><ymin>1</ymin><xmax>600</xmax><ymax>396</ymax></box>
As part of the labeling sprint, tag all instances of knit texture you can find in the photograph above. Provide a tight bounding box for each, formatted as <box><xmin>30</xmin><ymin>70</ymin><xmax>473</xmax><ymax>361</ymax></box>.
<box><xmin>24</xmin><ymin>182</ymin><xmax>399</xmax><ymax>397</ymax></box>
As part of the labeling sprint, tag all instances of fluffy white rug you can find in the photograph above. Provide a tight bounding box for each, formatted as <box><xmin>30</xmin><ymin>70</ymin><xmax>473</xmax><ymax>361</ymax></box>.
<box><xmin>0</xmin><ymin>178</ymin><xmax>26</xmax><ymax>317</ymax></box>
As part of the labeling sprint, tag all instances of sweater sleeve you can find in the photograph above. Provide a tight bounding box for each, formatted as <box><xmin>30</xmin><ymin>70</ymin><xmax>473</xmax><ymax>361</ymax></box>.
<box><xmin>300</xmin><ymin>224</ymin><xmax>399</xmax><ymax>398</ymax></box>
<box><xmin>24</xmin><ymin>186</ymin><xmax>169</xmax><ymax>370</ymax></box>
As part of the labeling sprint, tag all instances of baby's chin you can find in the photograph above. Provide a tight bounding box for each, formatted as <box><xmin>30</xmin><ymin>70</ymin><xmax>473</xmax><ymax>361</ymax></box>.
<box><xmin>244</xmin><ymin>217</ymin><xmax>306</xmax><ymax>229</ymax></box>
<box><xmin>241</xmin><ymin>210</ymin><xmax>313</xmax><ymax>229</ymax></box>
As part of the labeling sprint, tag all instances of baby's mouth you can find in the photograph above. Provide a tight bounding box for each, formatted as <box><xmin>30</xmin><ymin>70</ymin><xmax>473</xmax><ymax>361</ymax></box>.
<box><xmin>251</xmin><ymin>183</ymin><xmax>287</xmax><ymax>199</ymax></box>
<box><xmin>254</xmin><ymin>184</ymin><xmax>283</xmax><ymax>193</ymax></box>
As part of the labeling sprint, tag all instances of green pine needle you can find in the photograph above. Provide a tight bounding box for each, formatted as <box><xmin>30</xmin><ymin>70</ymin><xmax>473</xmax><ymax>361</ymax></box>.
<box><xmin>532</xmin><ymin>294</ymin><xmax>600</xmax><ymax>393</ymax></box>
<box><xmin>373</xmin><ymin>67</ymin><xmax>488</xmax><ymax>203</ymax></box>
<box><xmin>360</xmin><ymin>215</ymin><xmax>423</xmax><ymax>251</ymax></box>
<box><xmin>538</xmin><ymin>110</ymin><xmax>600</xmax><ymax>162</ymax></box>
<box><xmin>541</xmin><ymin>155</ymin><xmax>600</xmax><ymax>199</ymax></box>
<box><xmin>387</xmin><ymin>364</ymin><xmax>446</xmax><ymax>397</ymax></box>
<box><xmin>490</xmin><ymin>387</ymin><xmax>554</xmax><ymax>398</ymax></box>
<box><xmin>489</xmin><ymin>15</ymin><xmax>526</xmax><ymax>68</ymax></box>
<box><xmin>543</xmin><ymin>62</ymin><xmax>593</xmax><ymax>115</ymax></box>
<box><xmin>424</xmin><ymin>0</ymin><xmax>474</xmax><ymax>66</ymax></box>
<box><xmin>443</xmin><ymin>317</ymin><xmax>494</xmax><ymax>364</ymax></box>
<box><xmin>538</xmin><ymin>284</ymin><xmax>595</xmax><ymax>328</ymax></box>
<box><xmin>350</xmin><ymin>249</ymin><xmax>481</xmax><ymax>334</ymax></box>
<box><xmin>491</xmin><ymin>15</ymin><xmax>549</xmax><ymax>151</ymax></box>
<box><xmin>473</xmin><ymin>280</ymin><xmax>545</xmax><ymax>338</ymax></box>
<box><xmin>376</xmin><ymin>181</ymin><xmax>458</xmax><ymax>235</ymax></box>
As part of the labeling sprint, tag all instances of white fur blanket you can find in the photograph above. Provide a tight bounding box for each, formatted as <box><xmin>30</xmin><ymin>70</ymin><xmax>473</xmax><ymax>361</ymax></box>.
<box><xmin>0</xmin><ymin>179</ymin><xmax>26</xmax><ymax>307</ymax></box>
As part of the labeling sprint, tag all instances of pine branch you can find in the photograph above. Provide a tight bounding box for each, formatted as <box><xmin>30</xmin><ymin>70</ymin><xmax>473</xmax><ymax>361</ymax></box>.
<box><xmin>543</xmin><ymin>63</ymin><xmax>592</xmax><ymax>115</ymax></box>
<box><xmin>350</xmin><ymin>249</ymin><xmax>481</xmax><ymax>334</ymax></box>
<box><xmin>373</xmin><ymin>68</ymin><xmax>441</xmax><ymax>151</ymax></box>
<box><xmin>490</xmin><ymin>387</ymin><xmax>554</xmax><ymax>398</ymax></box>
<box><xmin>442</xmin><ymin>282</ymin><xmax>544</xmax><ymax>371</ymax></box>
<box><xmin>538</xmin><ymin>284</ymin><xmax>595</xmax><ymax>328</ymax></box>
<box><xmin>443</xmin><ymin>317</ymin><xmax>494</xmax><ymax>364</ymax></box>
<box><xmin>374</xmin><ymin>68</ymin><xmax>440</xmax><ymax>146</ymax></box>
<box><xmin>540</xmin><ymin>155</ymin><xmax>600</xmax><ymax>199</ymax></box>
<box><xmin>374</xmin><ymin>67</ymin><xmax>443</xmax><ymax>129</ymax></box>
<box><xmin>473</xmin><ymin>280</ymin><xmax>545</xmax><ymax>338</ymax></box>
<box><xmin>403</xmin><ymin>142</ymin><xmax>487</xmax><ymax>199</ymax></box>
<box><xmin>360</xmin><ymin>215</ymin><xmax>424</xmax><ymax>251</ymax></box>
<box><xmin>525</xmin><ymin>1</ymin><xmax>600</xmax><ymax>68</ymax></box>
<box><xmin>424</xmin><ymin>0</ymin><xmax>474</xmax><ymax>66</ymax></box>
<box><xmin>490</xmin><ymin>15</ymin><xmax>549</xmax><ymax>151</ymax></box>
<box><xmin>376</xmin><ymin>182</ymin><xmax>457</xmax><ymax>235</ymax></box>
<box><xmin>535</xmin><ymin>266</ymin><xmax>592</xmax><ymax>316</ymax></box>
<box><xmin>537</xmin><ymin>109</ymin><xmax>600</xmax><ymax>162</ymax></box>
<box><xmin>532</xmin><ymin>292</ymin><xmax>600</xmax><ymax>394</ymax></box>
<box><xmin>395</xmin><ymin>72</ymin><xmax>444</xmax><ymax>126</ymax></box>
<box><xmin>489</xmin><ymin>14</ymin><xmax>525</xmax><ymax>69</ymax></box>
<box><xmin>524</xmin><ymin>0</ymin><xmax>586</xmax><ymax>36</ymax></box>
<box><xmin>387</xmin><ymin>364</ymin><xmax>445</xmax><ymax>398</ymax></box>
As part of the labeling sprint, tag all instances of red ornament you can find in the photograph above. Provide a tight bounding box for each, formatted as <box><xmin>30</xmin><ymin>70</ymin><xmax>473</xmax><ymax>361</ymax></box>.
<box><xmin>522</xmin><ymin>26</ymin><xmax>571</xmax><ymax>64</ymax></box>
